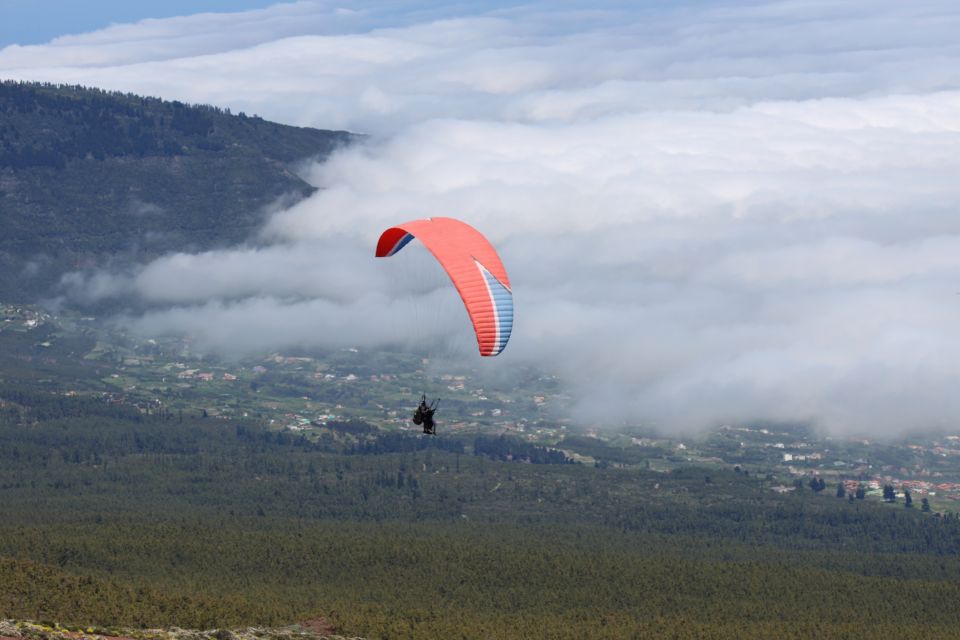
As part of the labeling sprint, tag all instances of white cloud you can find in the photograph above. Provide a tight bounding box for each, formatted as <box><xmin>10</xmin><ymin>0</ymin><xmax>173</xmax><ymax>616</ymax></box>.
<box><xmin>6</xmin><ymin>1</ymin><xmax>960</xmax><ymax>131</ymax></box>
<box><xmin>24</xmin><ymin>0</ymin><xmax>960</xmax><ymax>434</ymax></box>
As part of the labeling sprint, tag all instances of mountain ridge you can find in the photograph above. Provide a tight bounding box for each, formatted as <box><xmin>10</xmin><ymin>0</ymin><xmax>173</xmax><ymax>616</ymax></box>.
<box><xmin>0</xmin><ymin>81</ymin><xmax>357</xmax><ymax>301</ymax></box>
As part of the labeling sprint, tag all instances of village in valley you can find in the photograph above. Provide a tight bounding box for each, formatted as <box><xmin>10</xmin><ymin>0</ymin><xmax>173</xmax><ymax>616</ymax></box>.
<box><xmin>4</xmin><ymin>301</ymin><xmax>960</xmax><ymax>511</ymax></box>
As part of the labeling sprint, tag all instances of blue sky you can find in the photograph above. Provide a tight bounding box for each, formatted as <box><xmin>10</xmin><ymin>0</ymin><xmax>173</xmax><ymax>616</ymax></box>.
<box><xmin>0</xmin><ymin>0</ymin><xmax>279</xmax><ymax>46</ymax></box>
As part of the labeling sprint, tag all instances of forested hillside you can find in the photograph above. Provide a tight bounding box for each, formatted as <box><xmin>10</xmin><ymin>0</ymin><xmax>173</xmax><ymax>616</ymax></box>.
<box><xmin>3</xmin><ymin>385</ymin><xmax>960</xmax><ymax>639</ymax></box>
<box><xmin>0</xmin><ymin>81</ymin><xmax>355</xmax><ymax>300</ymax></box>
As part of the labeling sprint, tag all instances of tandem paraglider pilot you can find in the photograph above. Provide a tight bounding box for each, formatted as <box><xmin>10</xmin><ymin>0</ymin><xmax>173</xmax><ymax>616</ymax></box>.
<box><xmin>412</xmin><ymin>394</ymin><xmax>439</xmax><ymax>435</ymax></box>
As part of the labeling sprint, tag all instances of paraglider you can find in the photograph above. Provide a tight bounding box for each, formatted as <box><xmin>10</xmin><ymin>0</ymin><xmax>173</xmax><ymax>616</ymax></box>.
<box><xmin>376</xmin><ymin>216</ymin><xmax>513</xmax><ymax>357</ymax></box>
<box><xmin>376</xmin><ymin>217</ymin><xmax>513</xmax><ymax>434</ymax></box>
<box><xmin>413</xmin><ymin>394</ymin><xmax>439</xmax><ymax>435</ymax></box>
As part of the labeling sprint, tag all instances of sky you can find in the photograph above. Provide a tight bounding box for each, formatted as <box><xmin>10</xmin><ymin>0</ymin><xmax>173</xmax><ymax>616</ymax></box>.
<box><xmin>0</xmin><ymin>1</ymin><xmax>281</xmax><ymax>47</ymax></box>
<box><xmin>3</xmin><ymin>0</ymin><xmax>960</xmax><ymax>435</ymax></box>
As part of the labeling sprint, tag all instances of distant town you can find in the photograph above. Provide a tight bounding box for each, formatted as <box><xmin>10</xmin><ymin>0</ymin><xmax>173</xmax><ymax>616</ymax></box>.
<box><xmin>5</xmin><ymin>301</ymin><xmax>960</xmax><ymax>511</ymax></box>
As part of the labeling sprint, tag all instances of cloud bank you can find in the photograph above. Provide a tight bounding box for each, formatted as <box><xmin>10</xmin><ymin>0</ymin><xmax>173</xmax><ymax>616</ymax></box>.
<box><xmin>6</xmin><ymin>0</ymin><xmax>960</xmax><ymax>434</ymax></box>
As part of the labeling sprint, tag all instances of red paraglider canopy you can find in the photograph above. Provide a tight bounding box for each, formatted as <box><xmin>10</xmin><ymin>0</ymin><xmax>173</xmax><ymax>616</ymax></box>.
<box><xmin>376</xmin><ymin>217</ymin><xmax>513</xmax><ymax>356</ymax></box>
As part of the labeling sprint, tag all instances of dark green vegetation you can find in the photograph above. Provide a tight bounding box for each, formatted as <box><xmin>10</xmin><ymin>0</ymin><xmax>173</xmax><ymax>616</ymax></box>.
<box><xmin>3</xmin><ymin>387</ymin><xmax>960</xmax><ymax>639</ymax></box>
<box><xmin>0</xmin><ymin>81</ymin><xmax>355</xmax><ymax>299</ymax></box>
